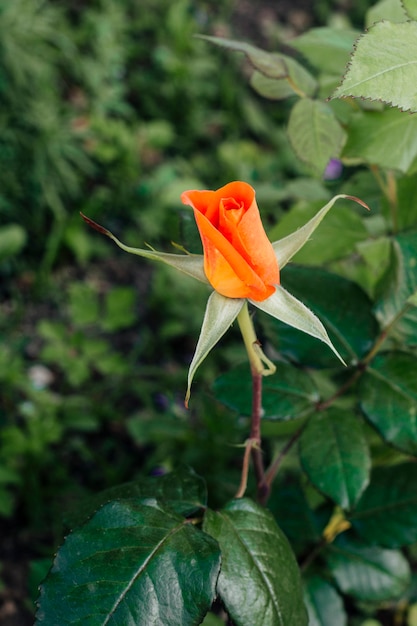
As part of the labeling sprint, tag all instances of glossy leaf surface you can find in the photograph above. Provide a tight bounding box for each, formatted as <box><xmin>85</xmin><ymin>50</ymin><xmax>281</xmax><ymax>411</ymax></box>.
<box><xmin>213</xmin><ymin>361</ymin><xmax>318</xmax><ymax>419</ymax></box>
<box><xmin>325</xmin><ymin>537</ymin><xmax>410</xmax><ymax>601</ymax></box>
<box><xmin>351</xmin><ymin>463</ymin><xmax>417</xmax><ymax>547</ymax></box>
<box><xmin>304</xmin><ymin>575</ymin><xmax>347</xmax><ymax>626</ymax></box>
<box><xmin>37</xmin><ymin>500</ymin><xmax>221</xmax><ymax>626</ymax></box>
<box><xmin>375</xmin><ymin>232</ymin><xmax>417</xmax><ymax>344</ymax></box>
<box><xmin>204</xmin><ymin>499</ymin><xmax>307</xmax><ymax>626</ymax></box>
<box><xmin>299</xmin><ymin>409</ymin><xmax>370</xmax><ymax>509</ymax></box>
<box><xmin>268</xmin><ymin>480</ymin><xmax>321</xmax><ymax>556</ymax></box>
<box><xmin>359</xmin><ymin>352</ymin><xmax>417</xmax><ymax>455</ymax></box>
<box><xmin>65</xmin><ymin>466</ymin><xmax>208</xmax><ymax>528</ymax></box>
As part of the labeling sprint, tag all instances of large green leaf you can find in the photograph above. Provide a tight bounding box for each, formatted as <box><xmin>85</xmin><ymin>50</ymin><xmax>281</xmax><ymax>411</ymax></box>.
<box><xmin>262</xmin><ymin>266</ymin><xmax>379</xmax><ymax>367</ymax></box>
<box><xmin>332</xmin><ymin>21</ymin><xmax>417</xmax><ymax>112</ymax></box>
<box><xmin>212</xmin><ymin>361</ymin><xmax>318</xmax><ymax>420</ymax></box>
<box><xmin>350</xmin><ymin>463</ymin><xmax>417</xmax><ymax>547</ymax></box>
<box><xmin>65</xmin><ymin>466</ymin><xmax>208</xmax><ymax>528</ymax></box>
<box><xmin>359</xmin><ymin>352</ymin><xmax>417</xmax><ymax>455</ymax></box>
<box><xmin>375</xmin><ymin>232</ymin><xmax>417</xmax><ymax>344</ymax></box>
<box><xmin>325</xmin><ymin>536</ymin><xmax>411</xmax><ymax>602</ymax></box>
<box><xmin>36</xmin><ymin>499</ymin><xmax>221</xmax><ymax>626</ymax></box>
<box><xmin>204</xmin><ymin>498</ymin><xmax>307</xmax><ymax>626</ymax></box>
<box><xmin>299</xmin><ymin>409</ymin><xmax>370</xmax><ymax>509</ymax></box>
<box><xmin>304</xmin><ymin>575</ymin><xmax>347</xmax><ymax>626</ymax></box>
<box><xmin>290</xmin><ymin>27</ymin><xmax>359</xmax><ymax>76</ymax></box>
<box><xmin>287</xmin><ymin>99</ymin><xmax>346</xmax><ymax>176</ymax></box>
<box><xmin>341</xmin><ymin>109</ymin><xmax>417</xmax><ymax>173</ymax></box>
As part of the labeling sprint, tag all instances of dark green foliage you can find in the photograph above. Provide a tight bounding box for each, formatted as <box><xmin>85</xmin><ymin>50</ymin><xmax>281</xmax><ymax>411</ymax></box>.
<box><xmin>204</xmin><ymin>499</ymin><xmax>308</xmax><ymax>626</ymax></box>
<box><xmin>36</xmin><ymin>497</ymin><xmax>221</xmax><ymax>625</ymax></box>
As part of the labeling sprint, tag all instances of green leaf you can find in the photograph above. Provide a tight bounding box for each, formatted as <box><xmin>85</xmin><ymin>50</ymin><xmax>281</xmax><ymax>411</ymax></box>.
<box><xmin>359</xmin><ymin>352</ymin><xmax>417</xmax><ymax>456</ymax></box>
<box><xmin>250</xmin><ymin>62</ymin><xmax>317</xmax><ymax>101</ymax></box>
<box><xmin>287</xmin><ymin>99</ymin><xmax>346</xmax><ymax>176</ymax></box>
<box><xmin>36</xmin><ymin>499</ymin><xmax>221</xmax><ymax>626</ymax></box>
<box><xmin>389</xmin><ymin>175</ymin><xmax>417</xmax><ymax>230</ymax></box>
<box><xmin>356</xmin><ymin>237</ymin><xmax>392</xmax><ymax>297</ymax></box>
<box><xmin>375</xmin><ymin>232</ymin><xmax>417</xmax><ymax>344</ymax></box>
<box><xmin>332</xmin><ymin>21</ymin><xmax>417</xmax><ymax>112</ymax></box>
<box><xmin>402</xmin><ymin>0</ymin><xmax>417</xmax><ymax>20</ymax></box>
<box><xmin>197</xmin><ymin>36</ymin><xmax>317</xmax><ymax>97</ymax></box>
<box><xmin>250</xmin><ymin>71</ymin><xmax>297</xmax><ymax>101</ymax></box>
<box><xmin>341</xmin><ymin>108</ymin><xmax>417</xmax><ymax>173</ymax></box>
<box><xmin>350</xmin><ymin>463</ymin><xmax>417</xmax><ymax>547</ymax></box>
<box><xmin>203</xmin><ymin>498</ymin><xmax>307</xmax><ymax>626</ymax></box>
<box><xmin>197</xmin><ymin>35</ymin><xmax>288</xmax><ymax>78</ymax></box>
<box><xmin>268</xmin><ymin>479</ymin><xmax>321</xmax><ymax>555</ymax></box>
<box><xmin>213</xmin><ymin>361</ymin><xmax>318</xmax><ymax>419</ymax></box>
<box><xmin>325</xmin><ymin>536</ymin><xmax>410</xmax><ymax>601</ymax></box>
<box><xmin>65</xmin><ymin>467</ymin><xmax>208</xmax><ymax>528</ymax></box>
<box><xmin>262</xmin><ymin>266</ymin><xmax>379</xmax><ymax>368</ymax></box>
<box><xmin>304</xmin><ymin>575</ymin><xmax>347</xmax><ymax>626</ymax></box>
<box><xmin>299</xmin><ymin>409</ymin><xmax>370</xmax><ymax>509</ymax></box>
<box><xmin>290</xmin><ymin>27</ymin><xmax>360</xmax><ymax>76</ymax></box>
<box><xmin>366</xmin><ymin>0</ymin><xmax>407</xmax><ymax>25</ymax></box>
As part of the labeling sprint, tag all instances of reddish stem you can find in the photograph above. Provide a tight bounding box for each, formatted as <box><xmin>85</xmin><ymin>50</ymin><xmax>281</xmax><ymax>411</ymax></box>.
<box><xmin>250</xmin><ymin>369</ymin><xmax>269</xmax><ymax>504</ymax></box>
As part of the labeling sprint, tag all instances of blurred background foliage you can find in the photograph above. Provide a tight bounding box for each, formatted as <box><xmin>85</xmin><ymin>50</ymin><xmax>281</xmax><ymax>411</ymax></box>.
<box><xmin>0</xmin><ymin>0</ymin><xmax>379</xmax><ymax>623</ymax></box>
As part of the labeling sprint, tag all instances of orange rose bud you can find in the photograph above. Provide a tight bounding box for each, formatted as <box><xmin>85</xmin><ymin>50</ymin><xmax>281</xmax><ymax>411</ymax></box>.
<box><xmin>181</xmin><ymin>181</ymin><xmax>280</xmax><ymax>301</ymax></box>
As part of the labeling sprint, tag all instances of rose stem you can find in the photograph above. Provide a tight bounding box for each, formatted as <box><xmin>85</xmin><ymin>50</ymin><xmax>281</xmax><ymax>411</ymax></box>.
<box><xmin>237</xmin><ymin>303</ymin><xmax>269</xmax><ymax>503</ymax></box>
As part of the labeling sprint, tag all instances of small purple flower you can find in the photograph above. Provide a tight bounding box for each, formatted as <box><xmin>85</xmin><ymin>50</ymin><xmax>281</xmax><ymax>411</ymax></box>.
<box><xmin>324</xmin><ymin>158</ymin><xmax>343</xmax><ymax>181</ymax></box>
<box><xmin>150</xmin><ymin>466</ymin><xmax>167</xmax><ymax>477</ymax></box>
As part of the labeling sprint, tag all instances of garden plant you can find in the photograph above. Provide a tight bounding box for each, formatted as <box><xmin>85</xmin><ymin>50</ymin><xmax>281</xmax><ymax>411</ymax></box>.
<box><xmin>2</xmin><ymin>0</ymin><xmax>417</xmax><ymax>624</ymax></box>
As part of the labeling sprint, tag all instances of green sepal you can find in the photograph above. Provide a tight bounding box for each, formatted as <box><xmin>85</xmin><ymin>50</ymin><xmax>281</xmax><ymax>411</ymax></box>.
<box><xmin>81</xmin><ymin>213</ymin><xmax>208</xmax><ymax>284</ymax></box>
<box><xmin>252</xmin><ymin>285</ymin><xmax>345</xmax><ymax>364</ymax></box>
<box><xmin>332</xmin><ymin>21</ymin><xmax>417</xmax><ymax>113</ymax></box>
<box><xmin>186</xmin><ymin>292</ymin><xmax>244</xmax><ymax>406</ymax></box>
<box><xmin>272</xmin><ymin>194</ymin><xmax>369</xmax><ymax>269</ymax></box>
